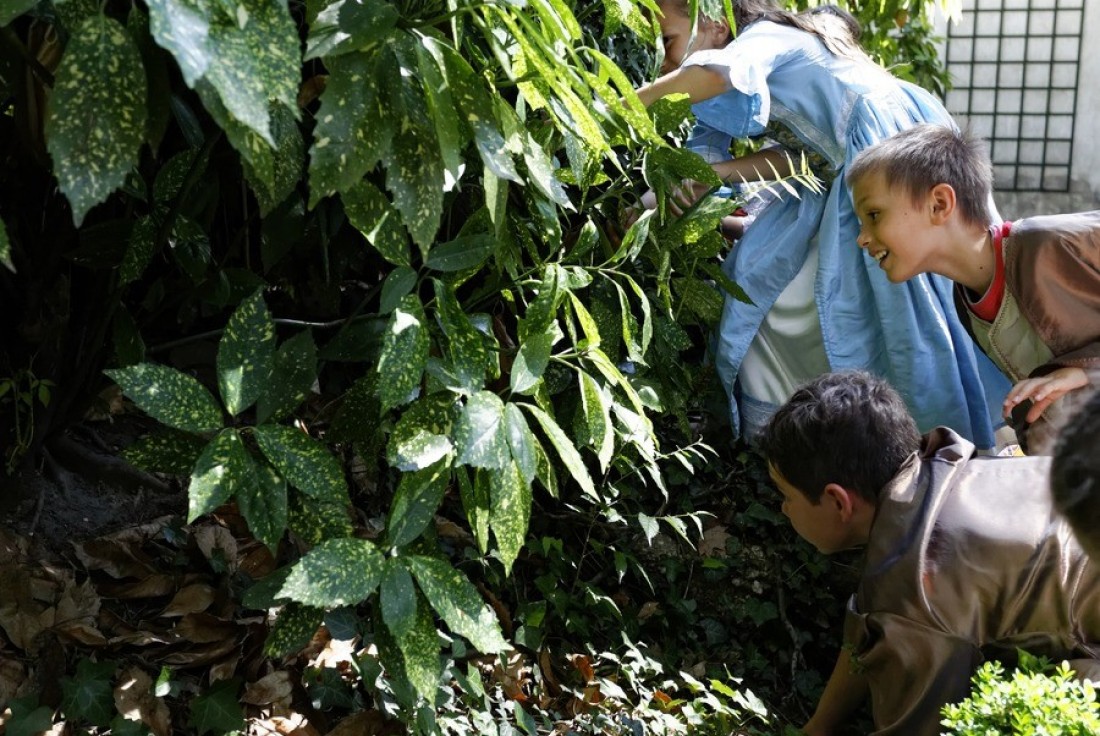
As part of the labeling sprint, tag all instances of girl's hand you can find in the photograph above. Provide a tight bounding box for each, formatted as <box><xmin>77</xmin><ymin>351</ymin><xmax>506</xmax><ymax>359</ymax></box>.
<box><xmin>1003</xmin><ymin>367</ymin><xmax>1090</xmax><ymax>423</ymax></box>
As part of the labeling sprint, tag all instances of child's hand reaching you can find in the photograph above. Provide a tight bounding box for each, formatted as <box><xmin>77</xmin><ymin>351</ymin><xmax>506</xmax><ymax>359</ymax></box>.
<box><xmin>1003</xmin><ymin>366</ymin><xmax>1090</xmax><ymax>423</ymax></box>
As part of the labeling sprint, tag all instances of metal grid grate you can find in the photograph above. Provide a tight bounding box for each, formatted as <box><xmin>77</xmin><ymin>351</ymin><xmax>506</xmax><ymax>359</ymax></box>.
<box><xmin>944</xmin><ymin>0</ymin><xmax>1083</xmax><ymax>192</ymax></box>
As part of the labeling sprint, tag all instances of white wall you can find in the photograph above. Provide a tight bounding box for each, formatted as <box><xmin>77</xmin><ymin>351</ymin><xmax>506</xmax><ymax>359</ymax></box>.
<box><xmin>934</xmin><ymin>0</ymin><xmax>1100</xmax><ymax>216</ymax></box>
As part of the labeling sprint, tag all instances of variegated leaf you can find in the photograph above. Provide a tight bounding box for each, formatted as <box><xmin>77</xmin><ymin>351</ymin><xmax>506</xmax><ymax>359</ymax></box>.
<box><xmin>386</xmin><ymin>459</ymin><xmax>449</xmax><ymax>548</ymax></box>
<box><xmin>120</xmin><ymin>213</ymin><xmax>158</xmax><ymax>285</ymax></box>
<box><xmin>46</xmin><ymin>15</ymin><xmax>147</xmax><ymax>226</ymax></box>
<box><xmin>235</xmin><ymin>454</ymin><xmax>287</xmax><ymax>552</ymax></box>
<box><xmin>256</xmin><ymin>330</ymin><xmax>317</xmax><ymax>424</ymax></box>
<box><xmin>405</xmin><ymin>555</ymin><xmax>507</xmax><ymax>654</ymax></box>
<box><xmin>0</xmin><ymin>217</ymin><xmax>14</xmax><ymax>273</ymax></box>
<box><xmin>521</xmin><ymin>404</ymin><xmax>595</xmax><ymax>499</ymax></box>
<box><xmin>380</xmin><ymin>560</ymin><xmax>416</xmax><ymax>637</ymax></box>
<box><xmin>187</xmin><ymin>429</ymin><xmax>249</xmax><ymax>521</ymax></box>
<box><xmin>579</xmin><ymin>372</ymin><xmax>613</xmax><ymax>471</ymax></box>
<box><xmin>387</xmin><ymin>585</ymin><xmax>440</xmax><ymax>703</ymax></box>
<box><xmin>1</xmin><ymin>0</ymin><xmax>37</xmax><ymax>25</ymax></box>
<box><xmin>454</xmin><ymin>391</ymin><xmax>509</xmax><ymax>470</ymax></box>
<box><xmin>146</xmin><ymin>0</ymin><xmax>299</xmax><ymax>145</ymax></box>
<box><xmin>244</xmin><ymin>103</ymin><xmax>304</xmax><ymax>215</ymax></box>
<box><xmin>510</xmin><ymin>325</ymin><xmax>555</xmax><ymax>395</ymax></box>
<box><xmin>424</xmin><ymin>234</ymin><xmax>494</xmax><ymax>273</ymax></box>
<box><xmin>379</xmin><ymin>267</ymin><xmax>417</xmax><ymax>315</ymax></box>
<box><xmin>304</xmin><ymin>0</ymin><xmax>398</xmax><ymax>60</ymax></box>
<box><xmin>254</xmin><ymin>424</ymin><xmax>350</xmax><ymax>506</ymax></box>
<box><xmin>308</xmin><ymin>49</ymin><xmax>396</xmax><ymax>204</ymax></box>
<box><xmin>415</xmin><ymin>39</ymin><xmax>463</xmax><ymax>186</ymax></box>
<box><xmin>105</xmin><ymin>363</ymin><xmax>222</xmax><ymax>433</ymax></box>
<box><xmin>122</xmin><ymin>428</ymin><xmax>207</xmax><ymax>475</ymax></box>
<box><xmin>264</xmin><ymin>603</ymin><xmax>323</xmax><ymax>657</ymax></box>
<box><xmin>490</xmin><ymin>459</ymin><xmax>530</xmax><ymax>575</ymax></box>
<box><xmin>288</xmin><ymin>494</ymin><xmax>354</xmax><ymax>546</ymax></box>
<box><xmin>378</xmin><ymin>294</ymin><xmax>429</xmax><ymax>412</ymax></box>
<box><xmin>279</xmin><ymin>537</ymin><xmax>384</xmax><ymax>607</ymax></box>
<box><xmin>217</xmin><ymin>288</ymin><xmax>275</xmax><ymax>416</ymax></box>
<box><xmin>387</xmin><ymin>393</ymin><xmax>457</xmax><ymax>472</ymax></box>
<box><xmin>460</xmin><ymin>469</ymin><xmax>490</xmax><ymax>554</ymax></box>
<box><xmin>328</xmin><ymin>373</ymin><xmax>380</xmax><ymax>444</ymax></box>
<box><xmin>433</xmin><ymin>280</ymin><xmax>491</xmax><ymax>394</ymax></box>
<box><xmin>342</xmin><ymin>179</ymin><xmax>409</xmax><ymax>267</ymax></box>
<box><xmin>503</xmin><ymin>403</ymin><xmax>539</xmax><ymax>485</ymax></box>
<box><xmin>382</xmin><ymin>39</ymin><xmax>443</xmax><ymax>254</ymax></box>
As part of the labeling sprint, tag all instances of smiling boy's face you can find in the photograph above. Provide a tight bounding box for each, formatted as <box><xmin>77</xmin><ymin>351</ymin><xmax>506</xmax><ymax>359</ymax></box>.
<box><xmin>852</xmin><ymin>170</ymin><xmax>938</xmax><ymax>284</ymax></box>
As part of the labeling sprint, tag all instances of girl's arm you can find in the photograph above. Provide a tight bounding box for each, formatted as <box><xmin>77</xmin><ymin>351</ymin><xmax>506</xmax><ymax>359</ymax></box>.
<box><xmin>712</xmin><ymin>147</ymin><xmax>794</xmax><ymax>183</ymax></box>
<box><xmin>636</xmin><ymin>64</ymin><xmax>729</xmax><ymax>107</ymax></box>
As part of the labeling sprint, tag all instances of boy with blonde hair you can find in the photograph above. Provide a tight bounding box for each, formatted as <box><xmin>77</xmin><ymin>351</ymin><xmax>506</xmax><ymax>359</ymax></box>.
<box><xmin>846</xmin><ymin>123</ymin><xmax>1100</xmax><ymax>453</ymax></box>
<box><xmin>759</xmin><ymin>370</ymin><xmax>1100</xmax><ymax>735</ymax></box>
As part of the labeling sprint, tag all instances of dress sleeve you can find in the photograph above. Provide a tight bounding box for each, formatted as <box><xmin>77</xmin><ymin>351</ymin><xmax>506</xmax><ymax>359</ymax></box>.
<box><xmin>679</xmin><ymin>23</ymin><xmax>794</xmax><ymax>139</ymax></box>
<box><xmin>844</xmin><ymin>603</ymin><xmax>980</xmax><ymax>736</ymax></box>
<box><xmin>685</xmin><ymin>121</ymin><xmax>732</xmax><ymax>164</ymax></box>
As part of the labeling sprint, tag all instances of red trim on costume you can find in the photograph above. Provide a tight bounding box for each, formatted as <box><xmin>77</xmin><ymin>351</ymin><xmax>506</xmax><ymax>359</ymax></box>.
<box><xmin>966</xmin><ymin>220</ymin><xmax>1012</xmax><ymax>322</ymax></box>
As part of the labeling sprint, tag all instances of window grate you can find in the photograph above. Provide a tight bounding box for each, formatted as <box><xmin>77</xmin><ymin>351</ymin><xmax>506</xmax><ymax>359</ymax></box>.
<box><xmin>944</xmin><ymin>0</ymin><xmax>1083</xmax><ymax>192</ymax></box>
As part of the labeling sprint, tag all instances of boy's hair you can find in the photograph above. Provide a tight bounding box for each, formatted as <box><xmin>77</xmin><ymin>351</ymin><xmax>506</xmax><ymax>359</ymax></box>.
<box><xmin>758</xmin><ymin>371</ymin><xmax>921</xmax><ymax>504</ymax></box>
<box><xmin>1051</xmin><ymin>387</ymin><xmax>1100</xmax><ymax>560</ymax></box>
<box><xmin>846</xmin><ymin>123</ymin><xmax>994</xmax><ymax>229</ymax></box>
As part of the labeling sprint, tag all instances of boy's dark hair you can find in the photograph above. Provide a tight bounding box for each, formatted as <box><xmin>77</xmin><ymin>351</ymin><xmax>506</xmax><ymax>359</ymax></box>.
<box><xmin>758</xmin><ymin>371</ymin><xmax>921</xmax><ymax>504</ymax></box>
<box><xmin>846</xmin><ymin>123</ymin><xmax>994</xmax><ymax>229</ymax></box>
<box><xmin>1051</xmin><ymin>387</ymin><xmax>1100</xmax><ymax>561</ymax></box>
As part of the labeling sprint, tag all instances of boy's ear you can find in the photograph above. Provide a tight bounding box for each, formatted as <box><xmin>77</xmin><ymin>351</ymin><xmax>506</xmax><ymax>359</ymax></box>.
<box><xmin>928</xmin><ymin>183</ymin><xmax>957</xmax><ymax>224</ymax></box>
<box><xmin>821</xmin><ymin>483</ymin><xmax>858</xmax><ymax>521</ymax></box>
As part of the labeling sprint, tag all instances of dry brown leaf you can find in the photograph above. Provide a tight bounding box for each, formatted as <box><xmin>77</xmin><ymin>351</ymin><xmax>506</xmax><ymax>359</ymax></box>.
<box><xmin>113</xmin><ymin>665</ymin><xmax>172</xmax><ymax>736</ymax></box>
<box><xmin>193</xmin><ymin>524</ymin><xmax>239</xmax><ymax>572</ymax></box>
<box><xmin>309</xmin><ymin>635</ymin><xmax>358</xmax><ymax>671</ymax></box>
<box><xmin>0</xmin><ymin>527</ymin><xmax>30</xmax><ymax>564</ymax></box>
<box><xmin>250</xmin><ymin>713</ymin><xmax>322</xmax><ymax>736</ymax></box>
<box><xmin>242</xmin><ymin>671</ymin><xmax>293</xmax><ymax>708</ymax></box>
<box><xmin>159</xmin><ymin>583</ymin><xmax>216</xmax><ymax>617</ymax></box>
<box><xmin>0</xmin><ymin>656</ymin><xmax>27</xmax><ymax>710</ymax></box>
<box><xmin>0</xmin><ymin>568</ymin><xmax>45</xmax><ymax>651</ymax></box>
<box><xmin>158</xmin><ymin>637</ymin><xmax>239</xmax><ymax>667</ymax></box>
<box><xmin>209</xmin><ymin>652</ymin><xmax>241</xmax><ymax>683</ymax></box>
<box><xmin>98</xmin><ymin>574</ymin><xmax>177</xmax><ymax>600</ymax></box>
<box><xmin>493</xmin><ymin>650</ymin><xmax>529</xmax><ymax>702</ymax></box>
<box><xmin>53</xmin><ymin>620</ymin><xmax>108</xmax><ymax>647</ymax></box>
<box><xmin>637</xmin><ymin>601</ymin><xmax>660</xmax><ymax>621</ymax></box>
<box><xmin>538</xmin><ymin>647</ymin><xmax>561</xmax><ymax>697</ymax></box>
<box><xmin>71</xmin><ymin>538</ymin><xmax>156</xmax><ymax>579</ymax></box>
<box><xmin>323</xmin><ymin>710</ymin><xmax>398</xmax><ymax>736</ymax></box>
<box><xmin>237</xmin><ymin>542</ymin><xmax>276</xmax><ymax>581</ymax></box>
<box><xmin>698</xmin><ymin>525</ymin><xmax>731</xmax><ymax>558</ymax></box>
<box><xmin>172</xmin><ymin>612</ymin><xmax>236</xmax><ymax>643</ymax></box>
<box><xmin>568</xmin><ymin>654</ymin><xmax>594</xmax><ymax>684</ymax></box>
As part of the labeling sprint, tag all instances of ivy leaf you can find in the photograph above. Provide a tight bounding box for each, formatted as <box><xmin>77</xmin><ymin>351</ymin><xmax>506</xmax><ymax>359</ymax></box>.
<box><xmin>60</xmin><ymin>658</ymin><xmax>116</xmax><ymax>727</ymax></box>
<box><xmin>105</xmin><ymin>363</ymin><xmax>222</xmax><ymax>433</ymax></box>
<box><xmin>187</xmin><ymin>429</ymin><xmax>249</xmax><ymax>521</ymax></box>
<box><xmin>579</xmin><ymin>372</ymin><xmax>613</xmax><ymax>471</ymax></box>
<box><xmin>109</xmin><ymin>715</ymin><xmax>151</xmax><ymax>736</ymax></box>
<box><xmin>454</xmin><ymin>391</ymin><xmax>509</xmax><ymax>470</ymax></box>
<box><xmin>189</xmin><ymin>678</ymin><xmax>244</xmax><ymax>736</ymax></box>
<box><xmin>381</xmin><ymin>39</ymin><xmax>443</xmax><ymax>255</ymax></box>
<box><xmin>387</xmin><ymin>459</ymin><xmax>449</xmax><ymax>548</ymax></box>
<box><xmin>256</xmin><ymin>330</ymin><xmax>317</xmax><ymax>424</ymax></box>
<box><xmin>4</xmin><ymin>697</ymin><xmax>54</xmax><ymax>736</ymax></box>
<box><xmin>217</xmin><ymin>288</ymin><xmax>274</xmax><ymax>416</ymax></box>
<box><xmin>503</xmin><ymin>403</ymin><xmax>539</xmax><ymax>485</ymax></box>
<box><xmin>147</xmin><ymin>0</ymin><xmax>299</xmax><ymax>145</ymax></box>
<box><xmin>378</xmin><ymin>294</ymin><xmax>429</xmax><ymax>412</ymax></box>
<box><xmin>254</xmin><ymin>424</ymin><xmax>350</xmax><ymax>506</ymax></box>
<box><xmin>521</xmin><ymin>404</ymin><xmax>596</xmax><ymax>499</ymax></box>
<box><xmin>490</xmin><ymin>459</ymin><xmax>531</xmax><ymax>575</ymax></box>
<box><xmin>0</xmin><ymin>217</ymin><xmax>13</xmax><ymax>273</ymax></box>
<box><xmin>308</xmin><ymin>49</ymin><xmax>396</xmax><ymax>204</ymax></box>
<box><xmin>387</xmin><ymin>393</ymin><xmax>457</xmax><ymax>472</ymax></box>
<box><xmin>405</xmin><ymin>555</ymin><xmax>507</xmax><ymax>654</ymax></box>
<box><xmin>263</xmin><ymin>602</ymin><xmax>323</xmax><ymax>657</ymax></box>
<box><xmin>279</xmin><ymin>537</ymin><xmax>384</xmax><ymax>607</ymax></box>
<box><xmin>123</xmin><ymin>428</ymin><xmax>207</xmax><ymax>475</ymax></box>
<box><xmin>46</xmin><ymin>15</ymin><xmax>147</xmax><ymax>226</ymax></box>
<box><xmin>235</xmin><ymin>455</ymin><xmax>287</xmax><ymax>552</ymax></box>
<box><xmin>342</xmin><ymin>179</ymin><xmax>409</xmax><ymax>267</ymax></box>
<box><xmin>386</xmin><ymin>584</ymin><xmax>441</xmax><ymax>703</ymax></box>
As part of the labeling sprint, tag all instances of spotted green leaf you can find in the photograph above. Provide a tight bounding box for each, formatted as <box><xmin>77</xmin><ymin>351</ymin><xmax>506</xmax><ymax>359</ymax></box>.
<box><xmin>510</xmin><ymin>325</ymin><xmax>555</xmax><ymax>395</ymax></box>
<box><xmin>121</xmin><ymin>213</ymin><xmax>157</xmax><ymax>285</ymax></box>
<box><xmin>1</xmin><ymin>0</ymin><xmax>37</xmax><ymax>25</ymax></box>
<box><xmin>279</xmin><ymin>537</ymin><xmax>384</xmax><ymax>607</ymax></box>
<box><xmin>308</xmin><ymin>49</ymin><xmax>396</xmax><ymax>205</ymax></box>
<box><xmin>490</xmin><ymin>459</ymin><xmax>530</xmax><ymax>575</ymax></box>
<box><xmin>236</xmin><ymin>454</ymin><xmax>287</xmax><ymax>552</ymax></box>
<box><xmin>123</xmin><ymin>428</ymin><xmax>207</xmax><ymax>475</ymax></box>
<box><xmin>405</xmin><ymin>555</ymin><xmax>507</xmax><ymax>654</ymax></box>
<box><xmin>217</xmin><ymin>288</ymin><xmax>274</xmax><ymax>416</ymax></box>
<box><xmin>454</xmin><ymin>391</ymin><xmax>509</xmax><ymax>470</ymax></box>
<box><xmin>256</xmin><ymin>330</ymin><xmax>317</xmax><ymax>424</ymax></box>
<box><xmin>46</xmin><ymin>15</ymin><xmax>147</xmax><ymax>226</ymax></box>
<box><xmin>328</xmin><ymin>373</ymin><xmax>380</xmax><ymax>445</ymax></box>
<box><xmin>424</xmin><ymin>234</ymin><xmax>494</xmax><ymax>273</ymax></box>
<box><xmin>147</xmin><ymin>0</ymin><xmax>299</xmax><ymax>146</ymax></box>
<box><xmin>0</xmin><ymin>217</ymin><xmax>14</xmax><ymax>273</ymax></box>
<box><xmin>523</xmin><ymin>131</ymin><xmax>570</xmax><ymax>208</ymax></box>
<box><xmin>304</xmin><ymin>0</ymin><xmax>398</xmax><ymax>60</ymax></box>
<box><xmin>380</xmin><ymin>267</ymin><xmax>417</xmax><ymax>315</ymax></box>
<box><xmin>289</xmin><ymin>494</ymin><xmax>354</xmax><ymax>546</ymax></box>
<box><xmin>245</xmin><ymin>104</ymin><xmax>304</xmax><ymax>215</ymax></box>
<box><xmin>380</xmin><ymin>559</ymin><xmax>416</xmax><ymax>636</ymax></box>
<box><xmin>382</xmin><ymin>39</ymin><xmax>443</xmax><ymax>254</ymax></box>
<box><xmin>520</xmin><ymin>404</ymin><xmax>595</xmax><ymax>499</ymax></box>
<box><xmin>387</xmin><ymin>459</ymin><xmax>448</xmax><ymax>548</ymax></box>
<box><xmin>187</xmin><ymin>429</ymin><xmax>249</xmax><ymax>521</ymax></box>
<box><xmin>675</xmin><ymin>276</ymin><xmax>724</xmax><ymax>325</ymax></box>
<box><xmin>264</xmin><ymin>603</ymin><xmax>324</xmax><ymax>657</ymax></box>
<box><xmin>503</xmin><ymin>403</ymin><xmax>539</xmax><ymax>485</ymax></box>
<box><xmin>579</xmin><ymin>372</ymin><xmax>613</xmax><ymax>471</ymax></box>
<box><xmin>254</xmin><ymin>424</ymin><xmax>350</xmax><ymax>506</ymax></box>
<box><xmin>378</xmin><ymin>294</ymin><xmax>429</xmax><ymax>412</ymax></box>
<box><xmin>105</xmin><ymin>363</ymin><xmax>222</xmax><ymax>432</ymax></box>
<box><xmin>415</xmin><ymin>39</ymin><xmax>463</xmax><ymax>186</ymax></box>
<box><xmin>342</xmin><ymin>179</ymin><xmax>409</xmax><ymax>267</ymax></box>
<box><xmin>194</xmin><ymin>80</ymin><xmax>280</xmax><ymax>200</ymax></box>
<box><xmin>568</xmin><ymin>293</ymin><xmax>602</xmax><ymax>351</ymax></box>
<box><xmin>129</xmin><ymin>6</ymin><xmax>172</xmax><ymax>153</ymax></box>
<box><xmin>385</xmin><ymin>579</ymin><xmax>440</xmax><ymax>703</ymax></box>
<box><xmin>433</xmin><ymin>280</ymin><xmax>492</xmax><ymax>394</ymax></box>
<box><xmin>454</xmin><ymin>472</ymin><xmax>487</xmax><ymax>558</ymax></box>
<box><xmin>387</xmin><ymin>393</ymin><xmax>457</xmax><ymax>472</ymax></box>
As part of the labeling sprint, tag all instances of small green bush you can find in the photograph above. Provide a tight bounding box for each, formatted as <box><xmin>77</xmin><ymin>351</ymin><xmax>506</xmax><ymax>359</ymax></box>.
<box><xmin>941</xmin><ymin>653</ymin><xmax>1100</xmax><ymax>736</ymax></box>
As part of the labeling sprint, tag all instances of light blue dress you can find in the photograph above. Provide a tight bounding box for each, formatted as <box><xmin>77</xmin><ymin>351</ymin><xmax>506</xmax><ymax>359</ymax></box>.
<box><xmin>683</xmin><ymin>20</ymin><xmax>1010</xmax><ymax>448</ymax></box>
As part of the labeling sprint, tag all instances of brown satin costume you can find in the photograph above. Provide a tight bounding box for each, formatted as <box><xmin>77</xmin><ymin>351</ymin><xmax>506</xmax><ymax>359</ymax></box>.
<box><xmin>844</xmin><ymin>428</ymin><xmax>1100</xmax><ymax>735</ymax></box>
<box><xmin>955</xmin><ymin>210</ymin><xmax>1100</xmax><ymax>453</ymax></box>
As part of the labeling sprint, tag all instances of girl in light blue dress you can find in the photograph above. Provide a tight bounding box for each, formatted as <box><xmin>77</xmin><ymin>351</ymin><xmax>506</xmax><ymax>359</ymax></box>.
<box><xmin>637</xmin><ymin>0</ymin><xmax>1009</xmax><ymax>447</ymax></box>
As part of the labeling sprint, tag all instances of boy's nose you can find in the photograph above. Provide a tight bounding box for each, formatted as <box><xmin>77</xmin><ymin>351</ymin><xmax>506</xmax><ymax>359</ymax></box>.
<box><xmin>856</xmin><ymin>227</ymin><xmax>870</xmax><ymax>250</ymax></box>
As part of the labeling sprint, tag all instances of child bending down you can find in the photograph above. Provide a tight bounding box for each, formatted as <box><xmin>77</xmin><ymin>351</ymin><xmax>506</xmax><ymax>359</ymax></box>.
<box><xmin>847</xmin><ymin>123</ymin><xmax>1100</xmax><ymax>454</ymax></box>
<box><xmin>759</xmin><ymin>370</ymin><xmax>1100</xmax><ymax>735</ymax></box>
